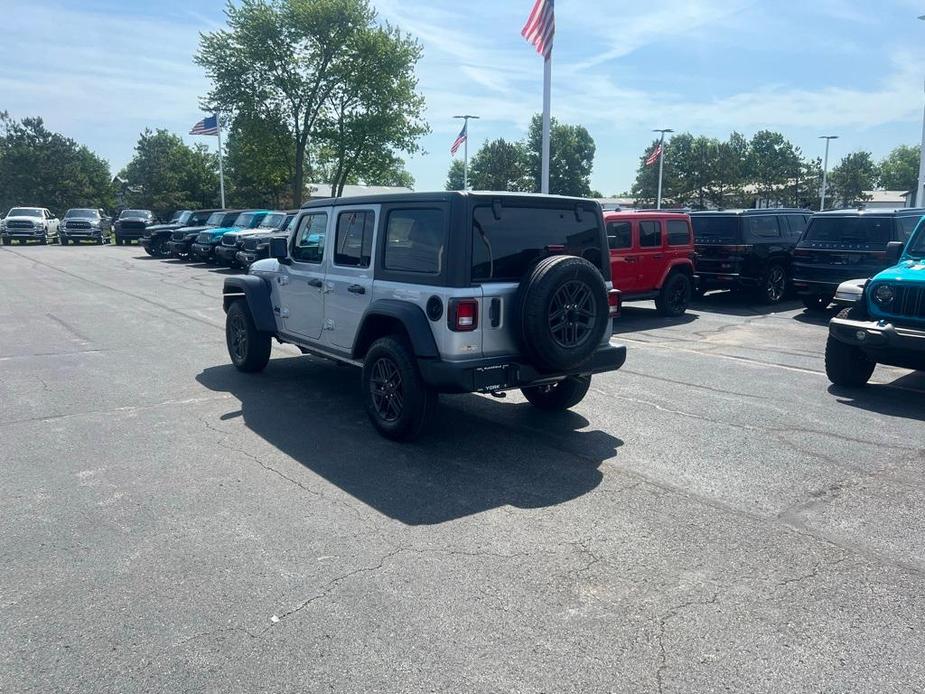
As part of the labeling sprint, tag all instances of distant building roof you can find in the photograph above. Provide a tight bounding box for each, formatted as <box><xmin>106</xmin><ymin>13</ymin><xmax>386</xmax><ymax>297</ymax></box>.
<box><xmin>862</xmin><ymin>190</ymin><xmax>909</xmax><ymax>204</ymax></box>
<box><xmin>305</xmin><ymin>183</ymin><xmax>413</xmax><ymax>199</ymax></box>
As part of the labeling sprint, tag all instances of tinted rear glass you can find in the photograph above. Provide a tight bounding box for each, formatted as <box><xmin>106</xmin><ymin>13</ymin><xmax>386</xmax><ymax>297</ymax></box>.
<box><xmin>607</xmin><ymin>221</ymin><xmax>632</xmax><ymax>250</ymax></box>
<box><xmin>896</xmin><ymin>215</ymin><xmax>923</xmax><ymax>242</ymax></box>
<box><xmin>744</xmin><ymin>215</ymin><xmax>780</xmax><ymax>241</ymax></box>
<box><xmin>667</xmin><ymin>220</ymin><xmax>691</xmax><ymax>246</ymax></box>
<box><xmin>692</xmin><ymin>216</ymin><xmax>740</xmax><ymax>243</ymax></box>
<box><xmin>802</xmin><ymin>217</ymin><xmax>892</xmax><ymax>244</ymax></box>
<box><xmin>472</xmin><ymin>204</ymin><xmax>606</xmax><ymax>282</ymax></box>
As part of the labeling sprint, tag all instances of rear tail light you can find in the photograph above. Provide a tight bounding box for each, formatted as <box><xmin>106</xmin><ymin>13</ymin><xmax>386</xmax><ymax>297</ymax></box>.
<box><xmin>448</xmin><ymin>298</ymin><xmax>479</xmax><ymax>332</ymax></box>
<box><xmin>608</xmin><ymin>289</ymin><xmax>622</xmax><ymax>318</ymax></box>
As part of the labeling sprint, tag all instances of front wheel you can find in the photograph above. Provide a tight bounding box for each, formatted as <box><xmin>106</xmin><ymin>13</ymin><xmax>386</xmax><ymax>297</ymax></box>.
<box><xmin>802</xmin><ymin>295</ymin><xmax>832</xmax><ymax>312</ymax></box>
<box><xmin>1</xmin><ymin>237</ymin><xmax>10</xmax><ymax>246</ymax></box>
<box><xmin>60</xmin><ymin>236</ymin><xmax>68</xmax><ymax>246</ymax></box>
<box><xmin>362</xmin><ymin>337</ymin><xmax>437</xmax><ymax>441</ymax></box>
<box><xmin>760</xmin><ymin>263</ymin><xmax>787</xmax><ymax>304</ymax></box>
<box><xmin>655</xmin><ymin>272</ymin><xmax>692</xmax><ymax>317</ymax></box>
<box><xmin>226</xmin><ymin>301</ymin><xmax>272</xmax><ymax>373</ymax></box>
<box><xmin>521</xmin><ymin>375</ymin><xmax>591</xmax><ymax>411</ymax></box>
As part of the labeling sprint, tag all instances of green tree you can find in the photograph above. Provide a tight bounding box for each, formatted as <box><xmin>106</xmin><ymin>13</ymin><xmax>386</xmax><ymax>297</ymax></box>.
<box><xmin>708</xmin><ymin>132</ymin><xmax>749</xmax><ymax>208</ymax></box>
<box><xmin>878</xmin><ymin>145</ymin><xmax>919</xmax><ymax>191</ymax></box>
<box><xmin>524</xmin><ymin>114</ymin><xmax>596</xmax><ymax>196</ymax></box>
<box><xmin>664</xmin><ymin>133</ymin><xmax>718</xmax><ymax>209</ymax></box>
<box><xmin>630</xmin><ymin>139</ymin><xmax>669</xmax><ymax>207</ymax></box>
<box><xmin>747</xmin><ymin>130</ymin><xmax>801</xmax><ymax>206</ymax></box>
<box><xmin>225</xmin><ymin>111</ymin><xmax>292</xmax><ymax>208</ymax></box>
<box><xmin>0</xmin><ymin>113</ymin><xmax>113</xmax><ymax>214</ymax></box>
<box><xmin>118</xmin><ymin>129</ymin><xmax>219</xmax><ymax>218</ymax></box>
<box><xmin>319</xmin><ymin>23</ymin><xmax>427</xmax><ymax>196</ymax></box>
<box><xmin>445</xmin><ymin>160</ymin><xmax>465</xmax><ymax>191</ymax></box>
<box><xmin>830</xmin><ymin>151</ymin><xmax>878</xmax><ymax>207</ymax></box>
<box><xmin>197</xmin><ymin>0</ymin><xmax>427</xmax><ymax>205</ymax></box>
<box><xmin>468</xmin><ymin>138</ymin><xmax>529</xmax><ymax>191</ymax></box>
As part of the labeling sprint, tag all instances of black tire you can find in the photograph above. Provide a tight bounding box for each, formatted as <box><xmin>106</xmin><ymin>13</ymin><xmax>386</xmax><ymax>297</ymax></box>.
<box><xmin>150</xmin><ymin>237</ymin><xmax>170</xmax><ymax>258</ymax></box>
<box><xmin>225</xmin><ymin>300</ymin><xmax>272</xmax><ymax>373</ymax></box>
<box><xmin>825</xmin><ymin>308</ymin><xmax>875</xmax><ymax>387</ymax></box>
<box><xmin>362</xmin><ymin>336</ymin><xmax>437</xmax><ymax>442</ymax></box>
<box><xmin>655</xmin><ymin>272</ymin><xmax>692</xmax><ymax>317</ymax></box>
<box><xmin>60</xmin><ymin>236</ymin><xmax>68</xmax><ymax>246</ymax></box>
<box><xmin>39</xmin><ymin>236</ymin><xmax>48</xmax><ymax>245</ymax></box>
<box><xmin>516</xmin><ymin>255</ymin><xmax>610</xmax><ymax>372</ymax></box>
<box><xmin>1</xmin><ymin>237</ymin><xmax>10</xmax><ymax>246</ymax></box>
<box><xmin>759</xmin><ymin>263</ymin><xmax>788</xmax><ymax>304</ymax></box>
<box><xmin>802</xmin><ymin>294</ymin><xmax>832</xmax><ymax>312</ymax></box>
<box><xmin>521</xmin><ymin>375</ymin><xmax>591</xmax><ymax>411</ymax></box>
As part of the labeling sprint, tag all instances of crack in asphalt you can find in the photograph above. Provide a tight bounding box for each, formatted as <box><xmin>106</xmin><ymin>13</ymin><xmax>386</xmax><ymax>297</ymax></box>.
<box><xmin>655</xmin><ymin>592</ymin><xmax>720</xmax><ymax>694</ymax></box>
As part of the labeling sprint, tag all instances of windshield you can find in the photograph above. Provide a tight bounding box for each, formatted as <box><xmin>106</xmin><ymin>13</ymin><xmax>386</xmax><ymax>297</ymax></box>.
<box><xmin>284</xmin><ymin>214</ymin><xmax>297</xmax><ymax>231</ymax></box>
<box><xmin>471</xmin><ymin>204</ymin><xmax>607</xmax><ymax>282</ymax></box>
<box><xmin>121</xmin><ymin>209</ymin><xmax>150</xmax><ymax>218</ymax></box>
<box><xmin>233</xmin><ymin>212</ymin><xmax>257</xmax><ymax>228</ymax></box>
<box><xmin>259</xmin><ymin>213</ymin><xmax>286</xmax><ymax>229</ymax></box>
<box><xmin>65</xmin><ymin>209</ymin><xmax>99</xmax><ymax>219</ymax></box>
<box><xmin>802</xmin><ymin>216</ymin><xmax>892</xmax><ymax>244</ymax></box>
<box><xmin>691</xmin><ymin>216</ymin><xmax>740</xmax><ymax>243</ymax></box>
<box><xmin>8</xmin><ymin>208</ymin><xmax>42</xmax><ymax>217</ymax></box>
<box><xmin>206</xmin><ymin>212</ymin><xmax>226</xmax><ymax>226</ymax></box>
<box><xmin>907</xmin><ymin>224</ymin><xmax>925</xmax><ymax>258</ymax></box>
<box><xmin>172</xmin><ymin>211</ymin><xmax>192</xmax><ymax>224</ymax></box>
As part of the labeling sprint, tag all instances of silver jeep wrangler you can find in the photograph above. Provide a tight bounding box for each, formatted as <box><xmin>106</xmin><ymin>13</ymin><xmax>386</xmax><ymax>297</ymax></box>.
<box><xmin>221</xmin><ymin>192</ymin><xmax>627</xmax><ymax>441</ymax></box>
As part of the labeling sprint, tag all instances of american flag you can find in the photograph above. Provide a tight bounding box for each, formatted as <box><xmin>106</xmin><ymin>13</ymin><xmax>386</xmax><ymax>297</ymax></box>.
<box><xmin>450</xmin><ymin>122</ymin><xmax>467</xmax><ymax>156</ymax></box>
<box><xmin>645</xmin><ymin>144</ymin><xmax>663</xmax><ymax>166</ymax></box>
<box><xmin>190</xmin><ymin>115</ymin><xmax>219</xmax><ymax>136</ymax></box>
<box><xmin>522</xmin><ymin>0</ymin><xmax>555</xmax><ymax>59</ymax></box>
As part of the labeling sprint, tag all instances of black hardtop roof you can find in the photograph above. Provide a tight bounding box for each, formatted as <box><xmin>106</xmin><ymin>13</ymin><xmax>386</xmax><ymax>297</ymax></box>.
<box><xmin>690</xmin><ymin>208</ymin><xmax>811</xmax><ymax>216</ymax></box>
<box><xmin>299</xmin><ymin>190</ymin><xmax>600</xmax><ymax>210</ymax></box>
<box><xmin>812</xmin><ymin>207</ymin><xmax>925</xmax><ymax>218</ymax></box>
<box><xmin>193</xmin><ymin>208</ymin><xmax>224</xmax><ymax>214</ymax></box>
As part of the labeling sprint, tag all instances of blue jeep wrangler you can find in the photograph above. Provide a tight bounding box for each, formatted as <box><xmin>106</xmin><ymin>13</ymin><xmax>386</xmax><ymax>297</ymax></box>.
<box><xmin>825</xmin><ymin>223</ymin><xmax>925</xmax><ymax>386</ymax></box>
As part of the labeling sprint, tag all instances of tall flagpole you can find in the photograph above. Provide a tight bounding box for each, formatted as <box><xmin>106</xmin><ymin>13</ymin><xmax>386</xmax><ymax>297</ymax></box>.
<box><xmin>541</xmin><ymin>56</ymin><xmax>551</xmax><ymax>194</ymax></box>
<box><xmin>453</xmin><ymin>115</ymin><xmax>479</xmax><ymax>191</ymax></box>
<box><xmin>216</xmin><ymin>113</ymin><xmax>226</xmax><ymax>209</ymax></box>
<box><xmin>653</xmin><ymin>128</ymin><xmax>673</xmax><ymax>210</ymax></box>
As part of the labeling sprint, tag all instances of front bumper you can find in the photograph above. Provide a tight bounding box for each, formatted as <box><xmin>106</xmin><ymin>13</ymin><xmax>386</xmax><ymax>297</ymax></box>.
<box><xmin>4</xmin><ymin>229</ymin><xmax>45</xmax><ymax>238</ymax></box>
<box><xmin>167</xmin><ymin>240</ymin><xmax>193</xmax><ymax>256</ymax></box>
<box><xmin>417</xmin><ymin>343</ymin><xmax>628</xmax><ymax>394</ymax></box>
<box><xmin>115</xmin><ymin>228</ymin><xmax>146</xmax><ymax>239</ymax></box>
<box><xmin>190</xmin><ymin>242</ymin><xmax>216</xmax><ymax>259</ymax></box>
<box><xmin>793</xmin><ymin>277</ymin><xmax>841</xmax><ymax>297</ymax></box>
<box><xmin>214</xmin><ymin>245</ymin><xmax>240</xmax><ymax>264</ymax></box>
<box><xmin>830</xmin><ymin>316</ymin><xmax>925</xmax><ymax>369</ymax></box>
<box><xmin>236</xmin><ymin>250</ymin><xmax>258</xmax><ymax>267</ymax></box>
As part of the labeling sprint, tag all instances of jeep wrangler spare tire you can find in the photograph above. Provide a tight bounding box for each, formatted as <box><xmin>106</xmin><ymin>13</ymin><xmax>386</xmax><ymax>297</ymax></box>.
<box><xmin>516</xmin><ymin>255</ymin><xmax>610</xmax><ymax>372</ymax></box>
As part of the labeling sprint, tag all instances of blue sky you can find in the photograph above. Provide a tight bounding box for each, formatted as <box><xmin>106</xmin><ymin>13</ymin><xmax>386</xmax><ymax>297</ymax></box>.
<box><xmin>1</xmin><ymin>0</ymin><xmax>924</xmax><ymax>195</ymax></box>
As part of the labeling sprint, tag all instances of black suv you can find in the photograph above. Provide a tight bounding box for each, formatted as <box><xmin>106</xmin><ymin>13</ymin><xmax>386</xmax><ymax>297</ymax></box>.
<box><xmin>165</xmin><ymin>210</ymin><xmax>240</xmax><ymax>259</ymax></box>
<box><xmin>791</xmin><ymin>208</ymin><xmax>925</xmax><ymax>311</ymax></box>
<box><xmin>691</xmin><ymin>209</ymin><xmax>811</xmax><ymax>303</ymax></box>
<box><xmin>114</xmin><ymin>209</ymin><xmax>156</xmax><ymax>246</ymax></box>
<box><xmin>142</xmin><ymin>209</ymin><xmax>220</xmax><ymax>258</ymax></box>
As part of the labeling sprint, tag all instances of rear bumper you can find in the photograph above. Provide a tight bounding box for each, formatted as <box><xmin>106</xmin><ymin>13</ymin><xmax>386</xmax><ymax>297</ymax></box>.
<box><xmin>697</xmin><ymin>271</ymin><xmax>752</xmax><ymax>288</ymax></box>
<box><xmin>417</xmin><ymin>344</ymin><xmax>627</xmax><ymax>394</ymax></box>
<box><xmin>830</xmin><ymin>316</ymin><xmax>925</xmax><ymax>369</ymax></box>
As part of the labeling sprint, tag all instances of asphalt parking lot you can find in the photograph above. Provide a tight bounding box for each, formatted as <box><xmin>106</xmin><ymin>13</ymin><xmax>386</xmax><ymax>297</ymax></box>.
<box><xmin>1</xmin><ymin>243</ymin><xmax>924</xmax><ymax>693</ymax></box>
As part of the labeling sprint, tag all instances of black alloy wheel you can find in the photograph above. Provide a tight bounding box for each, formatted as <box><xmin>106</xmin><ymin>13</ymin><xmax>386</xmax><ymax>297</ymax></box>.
<box><xmin>228</xmin><ymin>311</ymin><xmax>249</xmax><ymax>364</ymax></box>
<box><xmin>656</xmin><ymin>273</ymin><xmax>692</xmax><ymax>317</ymax></box>
<box><xmin>763</xmin><ymin>264</ymin><xmax>787</xmax><ymax>304</ymax></box>
<box><xmin>548</xmin><ymin>280</ymin><xmax>596</xmax><ymax>349</ymax></box>
<box><xmin>369</xmin><ymin>356</ymin><xmax>404</xmax><ymax>423</ymax></box>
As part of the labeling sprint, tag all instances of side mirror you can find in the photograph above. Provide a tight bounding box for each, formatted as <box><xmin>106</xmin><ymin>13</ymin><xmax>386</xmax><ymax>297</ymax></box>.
<box><xmin>269</xmin><ymin>236</ymin><xmax>289</xmax><ymax>263</ymax></box>
<box><xmin>885</xmin><ymin>241</ymin><xmax>904</xmax><ymax>265</ymax></box>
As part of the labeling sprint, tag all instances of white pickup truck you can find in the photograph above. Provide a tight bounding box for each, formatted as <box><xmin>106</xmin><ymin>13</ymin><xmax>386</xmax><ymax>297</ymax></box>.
<box><xmin>1</xmin><ymin>207</ymin><xmax>60</xmax><ymax>245</ymax></box>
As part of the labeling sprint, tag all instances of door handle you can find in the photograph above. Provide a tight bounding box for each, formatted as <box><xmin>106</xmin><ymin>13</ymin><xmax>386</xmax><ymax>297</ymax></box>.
<box><xmin>307</xmin><ymin>278</ymin><xmax>323</xmax><ymax>288</ymax></box>
<box><xmin>625</xmin><ymin>257</ymin><xmax>638</xmax><ymax>263</ymax></box>
<box><xmin>347</xmin><ymin>284</ymin><xmax>366</xmax><ymax>295</ymax></box>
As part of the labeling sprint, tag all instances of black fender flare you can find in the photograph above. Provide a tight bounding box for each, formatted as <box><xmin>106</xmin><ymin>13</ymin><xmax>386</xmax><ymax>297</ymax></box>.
<box><xmin>353</xmin><ymin>299</ymin><xmax>439</xmax><ymax>359</ymax></box>
<box><xmin>223</xmin><ymin>275</ymin><xmax>276</xmax><ymax>333</ymax></box>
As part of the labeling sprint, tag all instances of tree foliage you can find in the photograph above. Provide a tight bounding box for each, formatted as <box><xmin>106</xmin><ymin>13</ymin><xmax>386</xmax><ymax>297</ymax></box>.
<box><xmin>0</xmin><ymin>113</ymin><xmax>112</xmax><ymax>214</ymax></box>
<box><xmin>225</xmin><ymin>112</ymin><xmax>292</xmax><ymax>208</ymax></box>
<box><xmin>878</xmin><ymin>145</ymin><xmax>919</xmax><ymax>192</ymax></box>
<box><xmin>445</xmin><ymin>160</ymin><xmax>465</xmax><ymax>191</ymax></box>
<box><xmin>196</xmin><ymin>0</ymin><xmax>427</xmax><ymax>203</ymax></box>
<box><xmin>118</xmin><ymin>129</ymin><xmax>219</xmax><ymax>218</ymax></box>
<box><xmin>468</xmin><ymin>138</ymin><xmax>529</xmax><ymax>191</ymax></box>
<box><xmin>830</xmin><ymin>151</ymin><xmax>878</xmax><ymax>207</ymax></box>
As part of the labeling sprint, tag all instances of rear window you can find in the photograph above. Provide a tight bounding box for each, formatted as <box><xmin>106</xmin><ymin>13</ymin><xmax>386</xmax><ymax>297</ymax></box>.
<box><xmin>744</xmin><ymin>215</ymin><xmax>780</xmax><ymax>241</ymax></box>
<box><xmin>384</xmin><ymin>209</ymin><xmax>446</xmax><ymax>274</ymax></box>
<box><xmin>334</xmin><ymin>210</ymin><xmax>374</xmax><ymax>268</ymax></box>
<box><xmin>607</xmin><ymin>221</ymin><xmax>632</xmax><ymax>250</ymax></box>
<box><xmin>896</xmin><ymin>215</ymin><xmax>923</xmax><ymax>242</ymax></box>
<box><xmin>667</xmin><ymin>220</ymin><xmax>691</xmax><ymax>246</ymax></box>
<box><xmin>802</xmin><ymin>217</ymin><xmax>892</xmax><ymax>244</ymax></box>
<box><xmin>691</xmin><ymin>216</ymin><xmax>740</xmax><ymax>243</ymax></box>
<box><xmin>472</xmin><ymin>205</ymin><xmax>606</xmax><ymax>282</ymax></box>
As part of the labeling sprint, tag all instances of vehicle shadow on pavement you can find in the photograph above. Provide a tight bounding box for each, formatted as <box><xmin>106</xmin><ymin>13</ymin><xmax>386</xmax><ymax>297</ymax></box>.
<box><xmin>196</xmin><ymin>357</ymin><xmax>621</xmax><ymax>525</ymax></box>
<box><xmin>791</xmin><ymin>309</ymin><xmax>841</xmax><ymax>327</ymax></box>
<box><xmin>612</xmin><ymin>306</ymin><xmax>698</xmax><ymax>334</ymax></box>
<box><xmin>828</xmin><ymin>373</ymin><xmax>925</xmax><ymax>421</ymax></box>
<box><xmin>690</xmin><ymin>291</ymin><xmax>802</xmax><ymax>317</ymax></box>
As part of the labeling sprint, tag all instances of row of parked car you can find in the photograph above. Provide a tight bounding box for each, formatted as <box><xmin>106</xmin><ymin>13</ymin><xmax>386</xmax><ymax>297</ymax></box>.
<box><xmin>0</xmin><ymin>207</ymin><xmax>160</xmax><ymax>246</ymax></box>
<box><xmin>605</xmin><ymin>206</ymin><xmax>925</xmax><ymax>317</ymax></box>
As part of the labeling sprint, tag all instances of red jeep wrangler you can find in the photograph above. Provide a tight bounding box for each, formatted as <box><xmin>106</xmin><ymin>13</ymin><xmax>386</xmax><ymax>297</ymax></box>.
<box><xmin>604</xmin><ymin>211</ymin><xmax>696</xmax><ymax>316</ymax></box>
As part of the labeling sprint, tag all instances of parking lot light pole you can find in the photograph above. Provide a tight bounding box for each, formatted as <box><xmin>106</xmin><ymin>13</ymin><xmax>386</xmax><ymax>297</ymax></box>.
<box><xmin>819</xmin><ymin>135</ymin><xmax>838</xmax><ymax>211</ymax></box>
<box><xmin>653</xmin><ymin>129</ymin><xmax>673</xmax><ymax>210</ymax></box>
